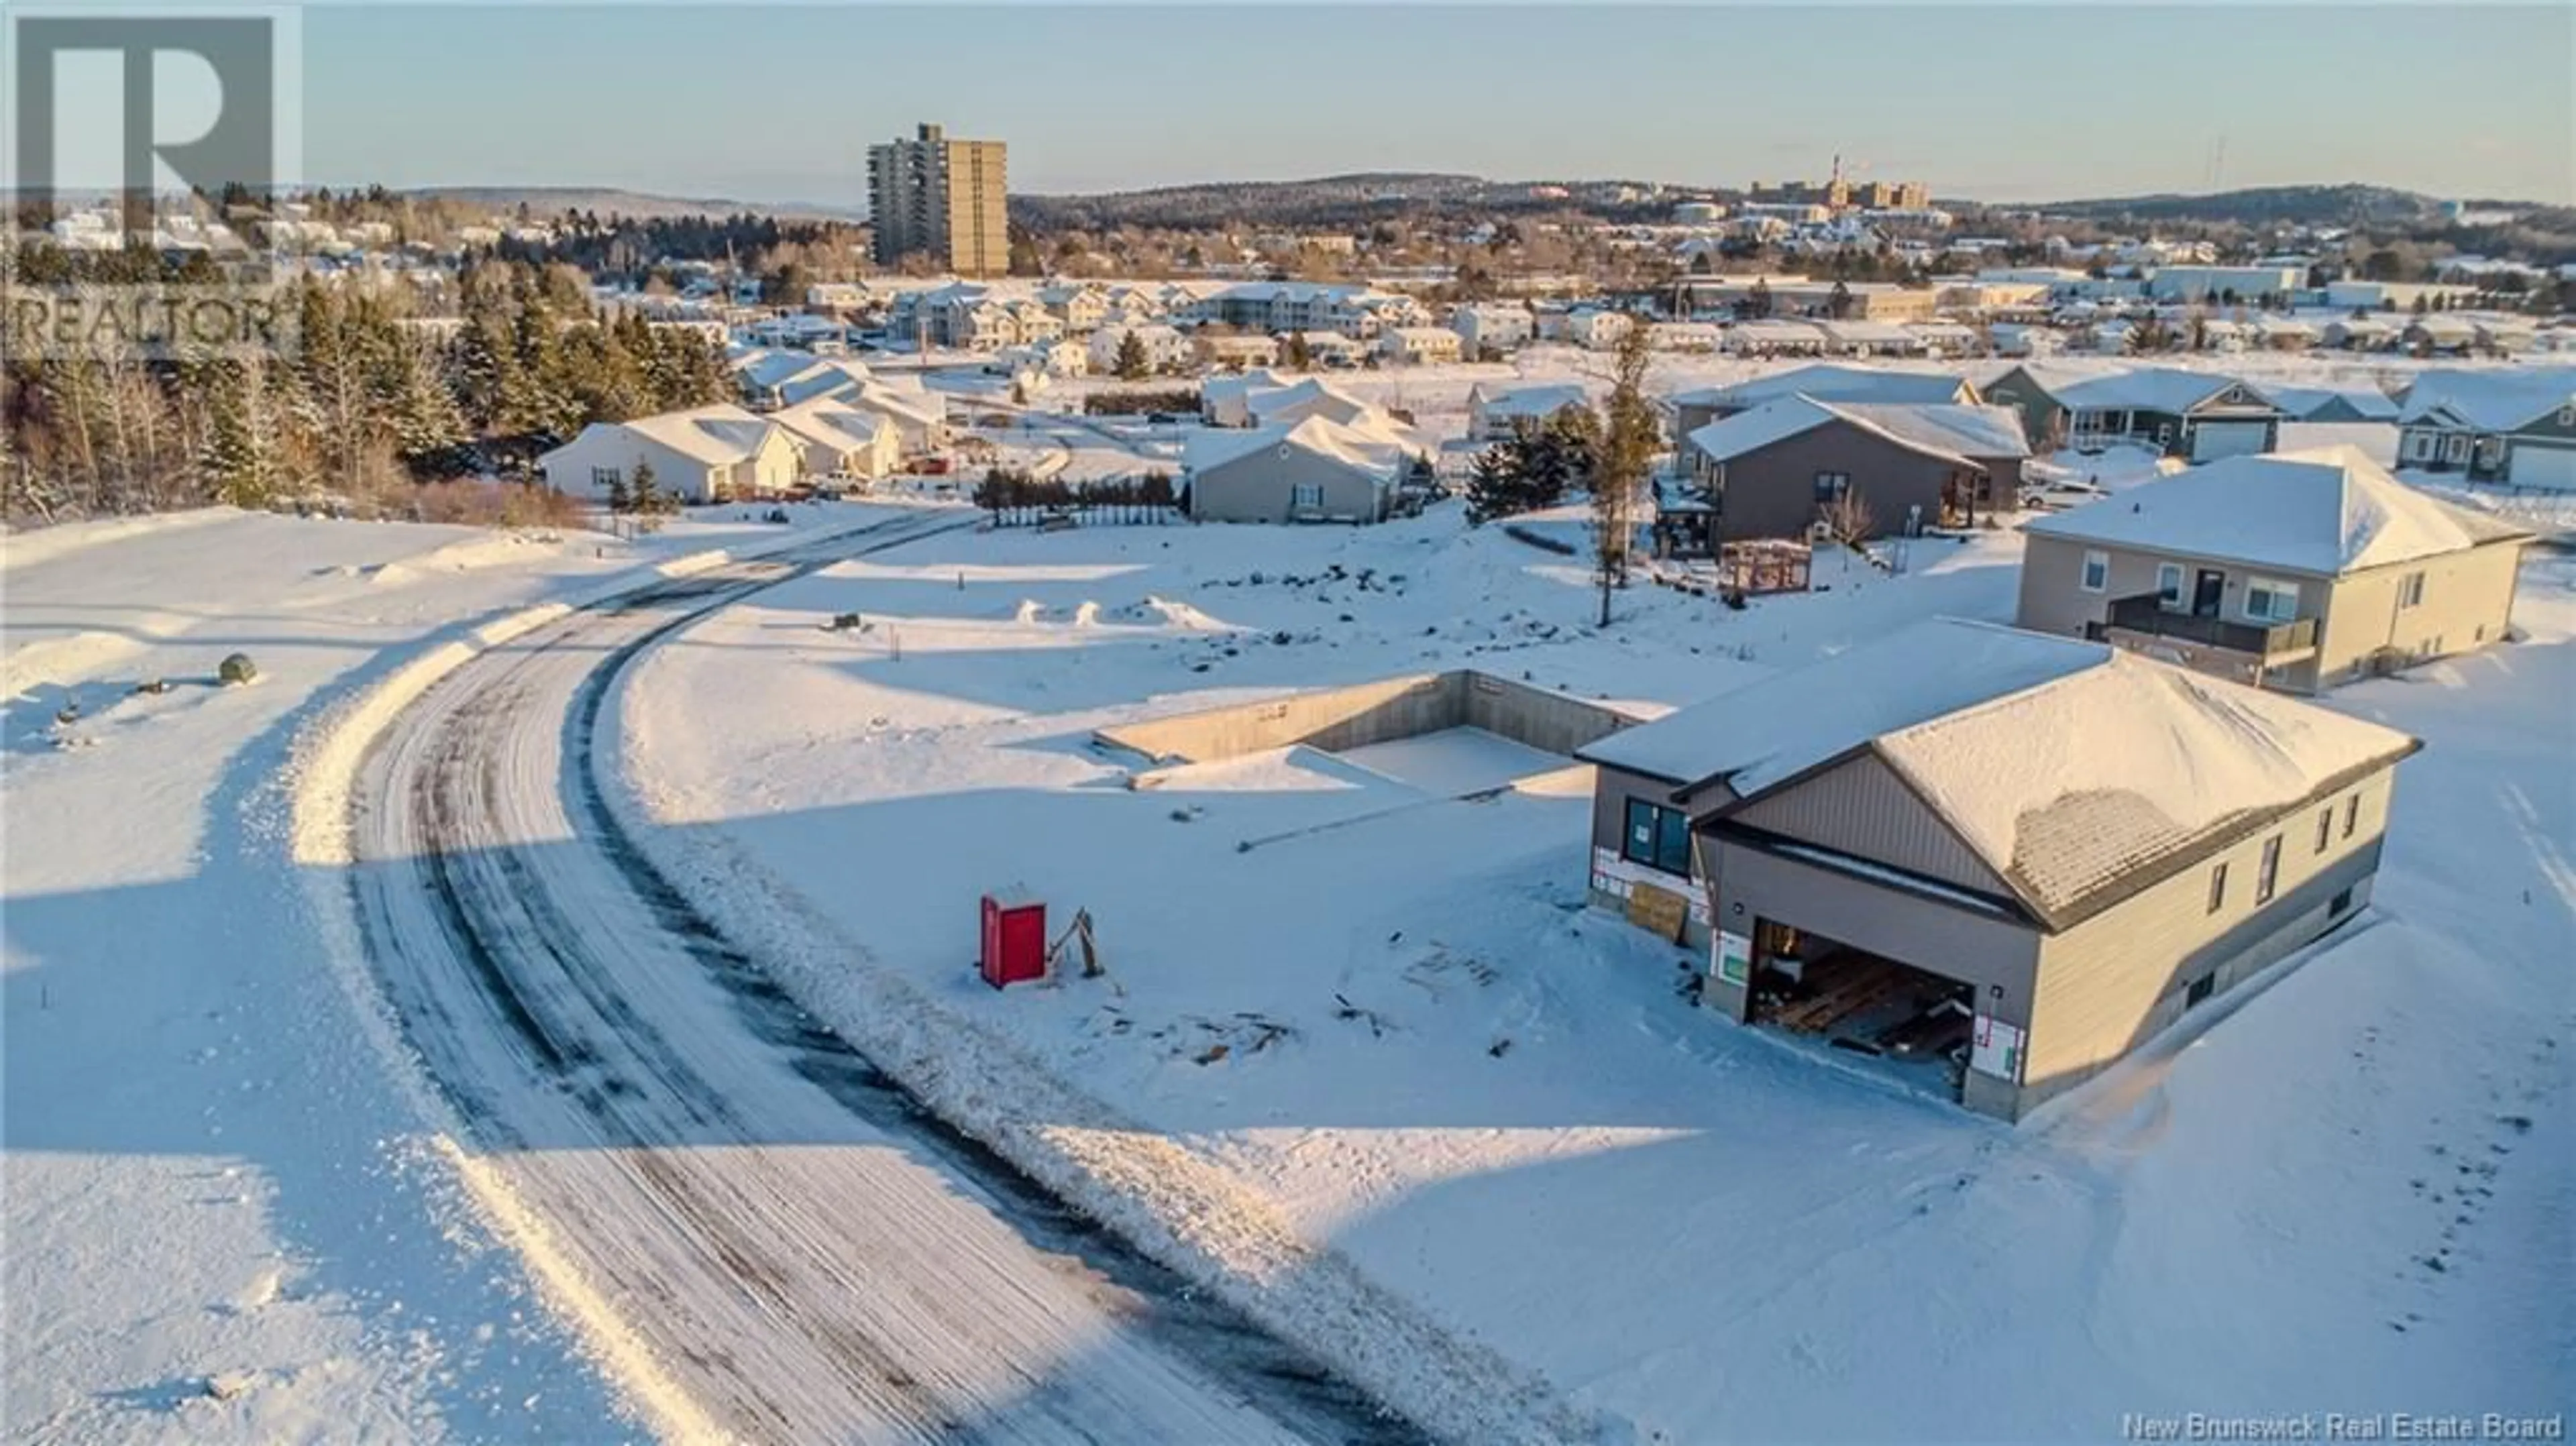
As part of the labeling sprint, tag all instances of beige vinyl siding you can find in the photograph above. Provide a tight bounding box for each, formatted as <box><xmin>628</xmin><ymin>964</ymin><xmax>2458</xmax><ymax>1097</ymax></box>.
<box><xmin>1728</xmin><ymin>753</ymin><xmax>2017</xmax><ymax>899</ymax></box>
<box><xmin>1189</xmin><ymin>448</ymin><xmax>1389</xmax><ymax>524</ymax></box>
<box><xmin>2315</xmin><ymin>540</ymin><xmax>2526</xmax><ymax>682</ymax></box>
<box><xmin>2022</xmin><ymin>765</ymin><xmax>2397</xmax><ymax>1104</ymax></box>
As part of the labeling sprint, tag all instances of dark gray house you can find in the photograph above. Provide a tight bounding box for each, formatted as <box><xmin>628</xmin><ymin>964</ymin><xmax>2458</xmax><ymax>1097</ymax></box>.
<box><xmin>1574</xmin><ymin>618</ymin><xmax>2418</xmax><ymax>1121</ymax></box>
<box><xmin>1676</xmin><ymin>396</ymin><xmax>2030</xmax><ymax>541</ymax></box>
<box><xmin>1983</xmin><ymin>363</ymin><xmax>2283</xmax><ymax>461</ymax></box>
<box><xmin>2394</xmin><ymin>368</ymin><xmax>2576</xmax><ymax>490</ymax></box>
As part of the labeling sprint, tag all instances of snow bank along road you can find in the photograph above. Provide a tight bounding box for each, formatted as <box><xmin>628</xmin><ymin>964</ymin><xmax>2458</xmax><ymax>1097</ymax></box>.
<box><xmin>341</xmin><ymin>514</ymin><xmax>1414</xmax><ymax>1444</ymax></box>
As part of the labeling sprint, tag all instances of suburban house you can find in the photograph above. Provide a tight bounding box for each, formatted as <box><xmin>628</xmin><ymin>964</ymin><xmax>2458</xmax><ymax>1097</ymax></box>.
<box><xmin>767</xmin><ymin>397</ymin><xmax>902</xmax><ymax>482</ymax></box>
<box><xmin>1245</xmin><ymin>376</ymin><xmax>1381</xmax><ymax>431</ymax></box>
<box><xmin>1201</xmin><ymin>333</ymin><xmax>1281</xmax><ymax>370</ymax></box>
<box><xmin>736</xmin><ymin>352</ymin><xmax>876</xmax><ymax>412</ymax></box>
<box><xmin>1378</xmin><ymin>326</ymin><xmax>1464</xmax><ymax>366</ymax></box>
<box><xmin>1982</xmin><ymin>364</ymin><xmax>2284</xmax><ymax>460</ymax></box>
<box><xmin>1201</xmin><ymin>369</ymin><xmax>1291</xmax><ymax>428</ymax></box>
<box><xmin>2017</xmin><ymin>446</ymin><xmax>2533</xmax><ymax>691</ymax></box>
<box><xmin>1721</xmin><ymin>319</ymin><xmax>1829</xmax><ymax>357</ymax></box>
<box><xmin>1087</xmin><ymin>323</ymin><xmax>1193</xmax><ymax>375</ymax></box>
<box><xmin>1182</xmin><ymin>414</ymin><xmax>1413</xmax><ymax>524</ymax></box>
<box><xmin>1558</xmin><ymin>308</ymin><xmax>1636</xmax><ymax>350</ymax></box>
<box><xmin>2394</xmin><ymin>369</ymin><xmax>2576</xmax><ymax>488</ymax></box>
<box><xmin>539</xmin><ymin>404</ymin><xmax>800</xmax><ymax>504</ymax></box>
<box><xmin>1465</xmin><ymin>382</ymin><xmax>1591</xmax><ymax>443</ymax></box>
<box><xmin>1677</xmin><ymin>396</ymin><xmax>2030</xmax><ymax>540</ymax></box>
<box><xmin>1669</xmin><ymin>364</ymin><xmax>1977</xmax><ymax>437</ymax></box>
<box><xmin>1450</xmin><ymin>304</ymin><xmax>1536</xmax><ymax>356</ymax></box>
<box><xmin>1573</xmin><ymin>616</ymin><xmax>2418</xmax><ymax>1122</ymax></box>
<box><xmin>834</xmin><ymin>382</ymin><xmax>951</xmax><ymax>454</ymax></box>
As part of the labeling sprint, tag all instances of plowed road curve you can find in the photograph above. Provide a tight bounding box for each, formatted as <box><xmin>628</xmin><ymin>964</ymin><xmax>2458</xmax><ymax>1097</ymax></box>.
<box><xmin>347</xmin><ymin>515</ymin><xmax>1412</xmax><ymax>1444</ymax></box>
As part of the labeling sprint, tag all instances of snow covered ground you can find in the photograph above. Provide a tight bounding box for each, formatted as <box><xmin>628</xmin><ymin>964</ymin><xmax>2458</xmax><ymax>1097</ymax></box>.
<box><xmin>616</xmin><ymin>504</ymin><xmax>2571</xmax><ymax>1442</ymax></box>
<box><xmin>1</xmin><ymin>502</ymin><xmax>899</xmax><ymax>1442</ymax></box>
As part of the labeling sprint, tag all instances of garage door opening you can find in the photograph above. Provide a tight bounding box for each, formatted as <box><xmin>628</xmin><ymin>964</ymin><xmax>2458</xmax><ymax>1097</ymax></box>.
<box><xmin>1743</xmin><ymin>919</ymin><xmax>1976</xmax><ymax>1101</ymax></box>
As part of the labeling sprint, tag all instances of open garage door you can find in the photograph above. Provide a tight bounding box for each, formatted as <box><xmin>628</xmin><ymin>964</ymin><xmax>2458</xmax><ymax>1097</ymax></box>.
<box><xmin>2190</xmin><ymin>420</ymin><xmax>2271</xmax><ymax>462</ymax></box>
<box><xmin>2506</xmin><ymin>444</ymin><xmax>2576</xmax><ymax>492</ymax></box>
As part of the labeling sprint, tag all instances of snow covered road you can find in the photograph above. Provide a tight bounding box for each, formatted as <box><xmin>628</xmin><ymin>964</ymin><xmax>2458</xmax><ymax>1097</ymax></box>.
<box><xmin>341</xmin><ymin>516</ymin><xmax>1410</xmax><ymax>1444</ymax></box>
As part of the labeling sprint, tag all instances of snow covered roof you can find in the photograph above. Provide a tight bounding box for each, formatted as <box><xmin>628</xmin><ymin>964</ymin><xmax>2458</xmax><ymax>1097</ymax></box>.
<box><xmin>2396</xmin><ymin>368</ymin><xmax>2576</xmax><ymax>431</ymax></box>
<box><xmin>1684</xmin><ymin>396</ymin><xmax>2029</xmax><ymax>467</ymax></box>
<box><xmin>1471</xmin><ymin>382</ymin><xmax>1589</xmax><ymax>418</ymax></box>
<box><xmin>2023</xmin><ymin>445</ymin><xmax>2532</xmax><ymax>575</ymax></box>
<box><xmin>2262</xmin><ymin>384</ymin><xmax>2400</xmax><ymax>422</ymax></box>
<box><xmin>2024</xmin><ymin>364</ymin><xmax>2269</xmax><ymax>415</ymax></box>
<box><xmin>1184</xmin><ymin>414</ymin><xmax>1408</xmax><ymax>478</ymax></box>
<box><xmin>1671</xmin><ymin>364</ymin><xmax>1971</xmax><ymax>410</ymax></box>
<box><xmin>1813</xmin><ymin>319</ymin><xmax>1917</xmax><ymax>345</ymax></box>
<box><xmin>1580</xmin><ymin>620</ymin><xmax>2102</xmax><ymax>790</ymax></box>
<box><xmin>609</xmin><ymin>405</ymin><xmax>782</xmax><ymax>466</ymax></box>
<box><xmin>1582</xmin><ymin>618</ymin><xmax>2420</xmax><ymax>926</ymax></box>
<box><xmin>768</xmin><ymin>398</ymin><xmax>892</xmax><ymax>451</ymax></box>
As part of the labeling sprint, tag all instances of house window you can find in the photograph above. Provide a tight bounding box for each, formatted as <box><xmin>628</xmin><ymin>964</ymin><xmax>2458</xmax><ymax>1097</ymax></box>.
<box><xmin>2315</xmin><ymin>805</ymin><xmax>2333</xmax><ymax>854</ymax></box>
<box><xmin>2255</xmin><ymin>835</ymin><xmax>2283</xmax><ymax>904</ymax></box>
<box><xmin>1813</xmin><ymin>471</ymin><xmax>1850</xmax><ymax>503</ymax></box>
<box><xmin>2156</xmin><ymin>562</ymin><xmax>2186</xmax><ymax>610</ymax></box>
<box><xmin>1622</xmin><ymin>799</ymin><xmax>1694</xmax><ymax>877</ymax></box>
<box><xmin>2343</xmin><ymin>793</ymin><xmax>2361</xmax><ymax>839</ymax></box>
<box><xmin>2330</xmin><ymin>887</ymin><xmax>2354</xmax><ymax>916</ymax></box>
<box><xmin>591</xmin><ymin>466</ymin><xmax>622</xmax><ymax>490</ymax></box>
<box><xmin>2245</xmin><ymin>577</ymin><xmax>2301</xmax><ymax>623</ymax></box>
<box><xmin>1290</xmin><ymin>483</ymin><xmax>1324</xmax><ymax>508</ymax></box>
<box><xmin>2206</xmin><ymin>861</ymin><xmax>2228</xmax><ymax>914</ymax></box>
<box><xmin>2185</xmin><ymin>974</ymin><xmax>2216</xmax><ymax>1009</ymax></box>
<box><xmin>2080</xmin><ymin>550</ymin><xmax>2110</xmax><ymax>594</ymax></box>
<box><xmin>2443</xmin><ymin>435</ymin><xmax>2470</xmax><ymax>463</ymax></box>
<box><xmin>2404</xmin><ymin>433</ymin><xmax>2436</xmax><ymax>461</ymax></box>
<box><xmin>2398</xmin><ymin>571</ymin><xmax>2426</xmax><ymax>610</ymax></box>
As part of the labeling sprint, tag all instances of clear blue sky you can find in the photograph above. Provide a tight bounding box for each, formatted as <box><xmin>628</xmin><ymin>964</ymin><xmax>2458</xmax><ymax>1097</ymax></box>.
<box><xmin>300</xmin><ymin>4</ymin><xmax>2573</xmax><ymax>206</ymax></box>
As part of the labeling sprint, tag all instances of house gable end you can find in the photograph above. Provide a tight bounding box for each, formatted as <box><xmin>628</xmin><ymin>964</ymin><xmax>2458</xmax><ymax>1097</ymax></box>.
<box><xmin>1724</xmin><ymin>750</ymin><xmax>2020</xmax><ymax>902</ymax></box>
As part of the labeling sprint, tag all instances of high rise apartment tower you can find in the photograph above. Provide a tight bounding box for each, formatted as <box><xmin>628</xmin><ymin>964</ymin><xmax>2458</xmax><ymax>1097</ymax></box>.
<box><xmin>867</xmin><ymin>122</ymin><xmax>1009</xmax><ymax>277</ymax></box>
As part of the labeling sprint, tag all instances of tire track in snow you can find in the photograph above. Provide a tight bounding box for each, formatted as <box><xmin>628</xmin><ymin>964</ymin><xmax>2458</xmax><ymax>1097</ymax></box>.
<box><xmin>346</xmin><ymin>514</ymin><xmax>1421</xmax><ymax>1444</ymax></box>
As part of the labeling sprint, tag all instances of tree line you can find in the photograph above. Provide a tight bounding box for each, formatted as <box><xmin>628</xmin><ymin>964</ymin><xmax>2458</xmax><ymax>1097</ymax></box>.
<box><xmin>2</xmin><ymin>251</ymin><xmax>734</xmax><ymax>523</ymax></box>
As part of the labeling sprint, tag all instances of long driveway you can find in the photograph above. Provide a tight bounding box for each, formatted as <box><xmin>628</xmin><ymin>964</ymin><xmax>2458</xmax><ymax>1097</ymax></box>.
<box><xmin>346</xmin><ymin>512</ymin><xmax>1411</xmax><ymax>1443</ymax></box>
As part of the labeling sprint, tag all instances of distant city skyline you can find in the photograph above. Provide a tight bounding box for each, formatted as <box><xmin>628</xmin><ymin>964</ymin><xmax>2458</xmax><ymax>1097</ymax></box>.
<box><xmin>301</xmin><ymin>5</ymin><xmax>2573</xmax><ymax>207</ymax></box>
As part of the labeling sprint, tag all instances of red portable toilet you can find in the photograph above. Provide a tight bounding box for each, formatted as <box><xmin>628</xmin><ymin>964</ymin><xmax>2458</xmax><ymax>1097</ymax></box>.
<box><xmin>979</xmin><ymin>891</ymin><xmax>1049</xmax><ymax>989</ymax></box>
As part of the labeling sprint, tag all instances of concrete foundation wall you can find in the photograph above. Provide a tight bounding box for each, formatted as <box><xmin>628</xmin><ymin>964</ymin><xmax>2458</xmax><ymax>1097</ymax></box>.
<box><xmin>1095</xmin><ymin>670</ymin><xmax>1644</xmax><ymax>765</ymax></box>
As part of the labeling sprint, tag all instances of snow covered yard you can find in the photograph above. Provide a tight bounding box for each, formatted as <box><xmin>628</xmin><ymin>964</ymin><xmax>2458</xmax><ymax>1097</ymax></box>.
<box><xmin>593</xmin><ymin>502</ymin><xmax>2521</xmax><ymax>1442</ymax></box>
<box><xmin>1</xmin><ymin>502</ymin><xmax>896</xmax><ymax>1443</ymax></box>
<box><xmin>616</xmin><ymin>506</ymin><xmax>2569</xmax><ymax>1441</ymax></box>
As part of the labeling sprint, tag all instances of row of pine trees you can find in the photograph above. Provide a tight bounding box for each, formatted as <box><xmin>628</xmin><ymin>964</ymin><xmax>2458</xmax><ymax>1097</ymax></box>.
<box><xmin>1</xmin><ymin>256</ymin><xmax>734</xmax><ymax>523</ymax></box>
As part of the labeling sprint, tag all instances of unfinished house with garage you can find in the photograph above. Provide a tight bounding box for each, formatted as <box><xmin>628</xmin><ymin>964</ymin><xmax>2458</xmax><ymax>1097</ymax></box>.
<box><xmin>2017</xmin><ymin>446</ymin><xmax>2533</xmax><ymax>692</ymax></box>
<box><xmin>1574</xmin><ymin>618</ymin><xmax>2418</xmax><ymax>1121</ymax></box>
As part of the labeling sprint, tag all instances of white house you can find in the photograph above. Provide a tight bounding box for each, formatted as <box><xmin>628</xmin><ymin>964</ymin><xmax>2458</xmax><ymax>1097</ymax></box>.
<box><xmin>735</xmin><ymin>352</ymin><xmax>877</xmax><ymax>412</ymax></box>
<box><xmin>1201</xmin><ymin>369</ymin><xmax>1291</xmax><ymax>428</ymax></box>
<box><xmin>769</xmin><ymin>397</ymin><xmax>903</xmax><ymax>482</ymax></box>
<box><xmin>1559</xmin><ymin>309</ymin><xmax>1636</xmax><ymax>351</ymax></box>
<box><xmin>539</xmin><ymin>404</ymin><xmax>800</xmax><ymax>503</ymax></box>
<box><xmin>1089</xmin><ymin>323</ymin><xmax>1193</xmax><ymax>375</ymax></box>
<box><xmin>1450</xmin><ymin>304</ymin><xmax>1536</xmax><ymax>357</ymax></box>
<box><xmin>1379</xmin><ymin>326</ymin><xmax>1464</xmax><ymax>366</ymax></box>
<box><xmin>835</xmin><ymin>382</ymin><xmax>951</xmax><ymax>454</ymax></box>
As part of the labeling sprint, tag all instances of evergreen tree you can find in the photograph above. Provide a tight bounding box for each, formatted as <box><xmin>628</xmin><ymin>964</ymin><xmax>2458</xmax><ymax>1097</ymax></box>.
<box><xmin>390</xmin><ymin>335</ymin><xmax>472</xmax><ymax>476</ymax></box>
<box><xmin>1114</xmin><ymin>329</ymin><xmax>1150</xmax><ymax>380</ymax></box>
<box><xmin>199</xmin><ymin>360</ymin><xmax>281</xmax><ymax>508</ymax></box>
<box><xmin>1284</xmin><ymin>331</ymin><xmax>1313</xmax><ymax>370</ymax></box>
